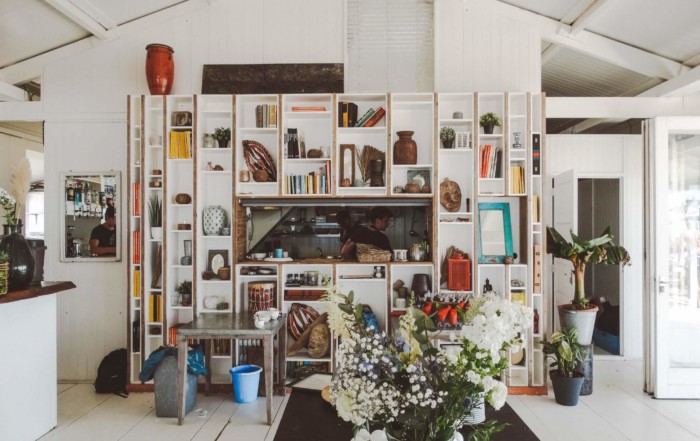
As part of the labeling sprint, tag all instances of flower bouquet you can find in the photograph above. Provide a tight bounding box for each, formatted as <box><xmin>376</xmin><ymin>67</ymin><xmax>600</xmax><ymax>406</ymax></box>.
<box><xmin>324</xmin><ymin>285</ymin><xmax>533</xmax><ymax>441</ymax></box>
<box><xmin>0</xmin><ymin>188</ymin><xmax>17</xmax><ymax>227</ymax></box>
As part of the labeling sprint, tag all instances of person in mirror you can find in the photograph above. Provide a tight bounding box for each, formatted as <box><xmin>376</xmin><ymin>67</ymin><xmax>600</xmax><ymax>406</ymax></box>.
<box><xmin>336</xmin><ymin>209</ymin><xmax>366</xmax><ymax>259</ymax></box>
<box><xmin>90</xmin><ymin>205</ymin><xmax>116</xmax><ymax>256</ymax></box>
<box><xmin>341</xmin><ymin>206</ymin><xmax>393</xmax><ymax>260</ymax></box>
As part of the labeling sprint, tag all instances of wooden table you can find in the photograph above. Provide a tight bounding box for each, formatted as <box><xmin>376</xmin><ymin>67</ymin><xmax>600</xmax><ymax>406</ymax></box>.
<box><xmin>176</xmin><ymin>313</ymin><xmax>286</xmax><ymax>425</ymax></box>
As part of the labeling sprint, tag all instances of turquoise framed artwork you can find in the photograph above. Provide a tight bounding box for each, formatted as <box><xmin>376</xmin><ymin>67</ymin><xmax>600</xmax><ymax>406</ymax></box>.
<box><xmin>477</xmin><ymin>202</ymin><xmax>513</xmax><ymax>263</ymax></box>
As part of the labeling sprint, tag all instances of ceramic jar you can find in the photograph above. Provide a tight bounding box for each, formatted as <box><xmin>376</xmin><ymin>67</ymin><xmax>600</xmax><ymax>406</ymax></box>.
<box><xmin>202</xmin><ymin>206</ymin><xmax>227</xmax><ymax>236</ymax></box>
<box><xmin>203</xmin><ymin>134</ymin><xmax>216</xmax><ymax>149</ymax></box>
<box><xmin>145</xmin><ymin>44</ymin><xmax>174</xmax><ymax>95</ymax></box>
<box><xmin>393</xmin><ymin>130</ymin><xmax>417</xmax><ymax>165</ymax></box>
<box><xmin>0</xmin><ymin>224</ymin><xmax>35</xmax><ymax>291</ymax></box>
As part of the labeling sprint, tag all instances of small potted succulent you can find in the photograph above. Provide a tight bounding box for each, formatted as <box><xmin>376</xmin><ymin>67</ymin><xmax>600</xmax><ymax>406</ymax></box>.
<box><xmin>213</xmin><ymin>127</ymin><xmax>231</xmax><ymax>148</ymax></box>
<box><xmin>148</xmin><ymin>195</ymin><xmax>162</xmax><ymax>240</ymax></box>
<box><xmin>440</xmin><ymin>126</ymin><xmax>456</xmax><ymax>149</ymax></box>
<box><xmin>479</xmin><ymin>112</ymin><xmax>502</xmax><ymax>134</ymax></box>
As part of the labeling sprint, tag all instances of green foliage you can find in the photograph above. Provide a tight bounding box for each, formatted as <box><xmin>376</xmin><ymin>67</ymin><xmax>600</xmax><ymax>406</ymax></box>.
<box><xmin>175</xmin><ymin>280</ymin><xmax>192</xmax><ymax>295</ymax></box>
<box><xmin>479</xmin><ymin>112</ymin><xmax>502</xmax><ymax>128</ymax></box>
<box><xmin>546</xmin><ymin>226</ymin><xmax>630</xmax><ymax>308</ymax></box>
<box><xmin>213</xmin><ymin>127</ymin><xmax>231</xmax><ymax>141</ymax></box>
<box><xmin>0</xmin><ymin>251</ymin><xmax>8</xmax><ymax>263</ymax></box>
<box><xmin>541</xmin><ymin>327</ymin><xmax>586</xmax><ymax>378</ymax></box>
<box><xmin>148</xmin><ymin>195</ymin><xmax>162</xmax><ymax>227</ymax></box>
<box><xmin>440</xmin><ymin>126</ymin><xmax>455</xmax><ymax>141</ymax></box>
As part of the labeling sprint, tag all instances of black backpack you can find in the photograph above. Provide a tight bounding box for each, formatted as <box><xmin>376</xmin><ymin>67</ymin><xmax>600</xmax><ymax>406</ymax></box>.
<box><xmin>94</xmin><ymin>348</ymin><xmax>128</xmax><ymax>397</ymax></box>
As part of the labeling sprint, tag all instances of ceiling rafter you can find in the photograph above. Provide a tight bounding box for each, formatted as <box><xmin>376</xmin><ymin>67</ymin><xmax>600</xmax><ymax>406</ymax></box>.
<box><xmin>0</xmin><ymin>80</ymin><xmax>27</xmax><ymax>102</ymax></box>
<box><xmin>44</xmin><ymin>0</ymin><xmax>110</xmax><ymax>40</ymax></box>
<box><xmin>542</xmin><ymin>0</ymin><xmax>610</xmax><ymax>65</ymax></box>
<box><xmin>0</xmin><ymin>0</ymin><xmax>213</xmax><ymax>86</ymax></box>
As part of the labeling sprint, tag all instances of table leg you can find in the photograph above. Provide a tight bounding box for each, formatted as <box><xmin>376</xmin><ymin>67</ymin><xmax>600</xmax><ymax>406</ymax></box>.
<box><xmin>264</xmin><ymin>335</ymin><xmax>273</xmax><ymax>425</ymax></box>
<box><xmin>277</xmin><ymin>326</ymin><xmax>287</xmax><ymax>395</ymax></box>
<box><xmin>177</xmin><ymin>334</ymin><xmax>188</xmax><ymax>426</ymax></box>
<box><xmin>205</xmin><ymin>339</ymin><xmax>212</xmax><ymax>396</ymax></box>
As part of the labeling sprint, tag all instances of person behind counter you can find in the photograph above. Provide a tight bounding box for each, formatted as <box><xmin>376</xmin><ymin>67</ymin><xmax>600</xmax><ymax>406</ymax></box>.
<box><xmin>336</xmin><ymin>209</ymin><xmax>365</xmax><ymax>259</ymax></box>
<box><xmin>89</xmin><ymin>205</ymin><xmax>117</xmax><ymax>256</ymax></box>
<box><xmin>341</xmin><ymin>206</ymin><xmax>393</xmax><ymax>260</ymax></box>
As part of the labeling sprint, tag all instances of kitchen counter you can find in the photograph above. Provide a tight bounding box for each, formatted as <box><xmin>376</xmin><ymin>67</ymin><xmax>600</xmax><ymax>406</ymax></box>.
<box><xmin>0</xmin><ymin>281</ymin><xmax>77</xmax><ymax>305</ymax></box>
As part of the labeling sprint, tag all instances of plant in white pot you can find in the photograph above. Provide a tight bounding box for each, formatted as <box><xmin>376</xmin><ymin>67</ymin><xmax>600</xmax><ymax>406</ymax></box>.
<box><xmin>542</xmin><ymin>326</ymin><xmax>586</xmax><ymax>406</ymax></box>
<box><xmin>148</xmin><ymin>195</ymin><xmax>163</xmax><ymax>240</ymax></box>
<box><xmin>546</xmin><ymin>226</ymin><xmax>630</xmax><ymax>345</ymax></box>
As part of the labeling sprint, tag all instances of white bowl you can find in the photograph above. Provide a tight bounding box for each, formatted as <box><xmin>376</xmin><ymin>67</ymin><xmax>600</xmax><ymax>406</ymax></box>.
<box><xmin>269</xmin><ymin>308</ymin><xmax>280</xmax><ymax>320</ymax></box>
<box><xmin>252</xmin><ymin>253</ymin><xmax>267</xmax><ymax>260</ymax></box>
<box><xmin>254</xmin><ymin>319</ymin><xmax>266</xmax><ymax>329</ymax></box>
<box><xmin>255</xmin><ymin>311</ymin><xmax>272</xmax><ymax>322</ymax></box>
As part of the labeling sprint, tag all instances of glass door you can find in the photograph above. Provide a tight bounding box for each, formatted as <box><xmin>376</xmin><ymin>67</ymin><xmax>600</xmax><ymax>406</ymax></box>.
<box><xmin>650</xmin><ymin>117</ymin><xmax>700</xmax><ymax>398</ymax></box>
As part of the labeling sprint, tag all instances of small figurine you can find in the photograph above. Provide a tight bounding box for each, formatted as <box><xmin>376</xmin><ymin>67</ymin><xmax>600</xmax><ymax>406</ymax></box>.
<box><xmin>483</xmin><ymin>278</ymin><xmax>493</xmax><ymax>294</ymax></box>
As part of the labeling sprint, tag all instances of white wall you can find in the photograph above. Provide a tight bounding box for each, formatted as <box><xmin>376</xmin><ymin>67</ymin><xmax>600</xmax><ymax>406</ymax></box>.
<box><xmin>547</xmin><ymin>135</ymin><xmax>644</xmax><ymax>358</ymax></box>
<box><xmin>42</xmin><ymin>0</ymin><xmax>344</xmax><ymax>381</ymax></box>
<box><xmin>0</xmin><ymin>132</ymin><xmax>42</xmax><ymax>191</ymax></box>
<box><xmin>434</xmin><ymin>0</ymin><xmax>541</xmax><ymax>92</ymax></box>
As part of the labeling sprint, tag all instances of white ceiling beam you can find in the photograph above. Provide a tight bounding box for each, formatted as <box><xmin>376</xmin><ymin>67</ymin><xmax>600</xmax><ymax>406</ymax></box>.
<box><xmin>546</xmin><ymin>96</ymin><xmax>700</xmax><ymax>119</ymax></box>
<box><xmin>45</xmin><ymin>0</ymin><xmax>110</xmax><ymax>40</ymax></box>
<box><xmin>1</xmin><ymin>0</ymin><xmax>213</xmax><ymax>85</ymax></box>
<box><xmin>639</xmin><ymin>64</ymin><xmax>700</xmax><ymax>97</ymax></box>
<box><xmin>0</xmin><ymin>80</ymin><xmax>27</xmax><ymax>102</ymax></box>
<box><xmin>489</xmin><ymin>0</ymin><xmax>687</xmax><ymax>80</ymax></box>
<box><xmin>67</xmin><ymin>0</ymin><xmax>117</xmax><ymax>30</ymax></box>
<box><xmin>570</xmin><ymin>0</ymin><xmax>609</xmax><ymax>35</ymax></box>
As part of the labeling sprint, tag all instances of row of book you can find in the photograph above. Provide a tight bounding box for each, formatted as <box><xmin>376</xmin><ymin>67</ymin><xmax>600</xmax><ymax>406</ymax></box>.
<box><xmin>509</xmin><ymin>165</ymin><xmax>526</xmax><ymax>194</ymax></box>
<box><xmin>353</xmin><ymin>106</ymin><xmax>385</xmax><ymax>127</ymax></box>
<box><xmin>132</xmin><ymin>182</ymin><xmax>141</xmax><ymax>215</ymax></box>
<box><xmin>132</xmin><ymin>231</ymin><xmax>141</xmax><ymax>265</ymax></box>
<box><xmin>285</xmin><ymin>172</ymin><xmax>331</xmax><ymax>195</ymax></box>
<box><xmin>255</xmin><ymin>104</ymin><xmax>278</xmax><ymax>128</ymax></box>
<box><xmin>149</xmin><ymin>293</ymin><xmax>162</xmax><ymax>322</ymax></box>
<box><xmin>337</xmin><ymin>101</ymin><xmax>386</xmax><ymax>127</ymax></box>
<box><xmin>132</xmin><ymin>269</ymin><xmax>141</xmax><ymax>298</ymax></box>
<box><xmin>479</xmin><ymin>144</ymin><xmax>502</xmax><ymax>178</ymax></box>
<box><xmin>169</xmin><ymin>130</ymin><xmax>192</xmax><ymax>159</ymax></box>
<box><xmin>167</xmin><ymin>324</ymin><xmax>184</xmax><ymax>346</ymax></box>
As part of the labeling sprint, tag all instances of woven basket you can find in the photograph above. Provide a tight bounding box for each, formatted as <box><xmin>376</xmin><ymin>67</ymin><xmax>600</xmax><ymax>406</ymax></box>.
<box><xmin>356</xmin><ymin>243</ymin><xmax>391</xmax><ymax>263</ymax></box>
<box><xmin>0</xmin><ymin>262</ymin><xmax>8</xmax><ymax>295</ymax></box>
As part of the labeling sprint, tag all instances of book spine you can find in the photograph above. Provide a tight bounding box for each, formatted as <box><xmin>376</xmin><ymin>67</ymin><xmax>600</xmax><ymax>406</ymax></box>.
<box><xmin>256</xmin><ymin>105</ymin><xmax>263</xmax><ymax>128</ymax></box>
<box><xmin>348</xmin><ymin>102</ymin><xmax>358</xmax><ymax>127</ymax></box>
<box><xmin>532</xmin><ymin>133</ymin><xmax>541</xmax><ymax>175</ymax></box>
<box><xmin>269</xmin><ymin>105</ymin><xmax>277</xmax><ymax>128</ymax></box>
<box><xmin>363</xmin><ymin>106</ymin><xmax>385</xmax><ymax>127</ymax></box>
<box><xmin>355</xmin><ymin>107</ymin><xmax>376</xmax><ymax>127</ymax></box>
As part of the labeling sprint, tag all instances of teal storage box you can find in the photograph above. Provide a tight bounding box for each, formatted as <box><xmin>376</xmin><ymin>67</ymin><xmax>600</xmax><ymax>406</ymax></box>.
<box><xmin>154</xmin><ymin>355</ymin><xmax>197</xmax><ymax>417</ymax></box>
<box><xmin>593</xmin><ymin>327</ymin><xmax>619</xmax><ymax>355</ymax></box>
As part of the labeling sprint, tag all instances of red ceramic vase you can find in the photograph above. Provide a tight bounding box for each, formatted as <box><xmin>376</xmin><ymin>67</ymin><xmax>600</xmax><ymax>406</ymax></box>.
<box><xmin>145</xmin><ymin>44</ymin><xmax>174</xmax><ymax>95</ymax></box>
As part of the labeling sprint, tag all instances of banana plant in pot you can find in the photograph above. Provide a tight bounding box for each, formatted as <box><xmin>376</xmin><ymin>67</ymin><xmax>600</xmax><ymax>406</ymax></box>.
<box><xmin>546</xmin><ymin>226</ymin><xmax>630</xmax><ymax>345</ymax></box>
<box><xmin>542</xmin><ymin>326</ymin><xmax>586</xmax><ymax>406</ymax></box>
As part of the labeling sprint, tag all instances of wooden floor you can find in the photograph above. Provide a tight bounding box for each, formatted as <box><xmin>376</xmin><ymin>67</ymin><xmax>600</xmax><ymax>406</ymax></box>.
<box><xmin>41</xmin><ymin>359</ymin><xmax>700</xmax><ymax>441</ymax></box>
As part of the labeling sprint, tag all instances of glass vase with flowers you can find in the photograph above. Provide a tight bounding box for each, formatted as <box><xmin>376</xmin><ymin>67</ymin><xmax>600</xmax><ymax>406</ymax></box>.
<box><xmin>324</xmin><ymin>285</ymin><xmax>533</xmax><ymax>441</ymax></box>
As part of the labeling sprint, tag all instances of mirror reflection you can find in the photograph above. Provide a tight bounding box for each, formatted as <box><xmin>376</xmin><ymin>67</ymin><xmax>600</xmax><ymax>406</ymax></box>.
<box><xmin>61</xmin><ymin>172</ymin><xmax>120</xmax><ymax>261</ymax></box>
<box><xmin>479</xmin><ymin>210</ymin><xmax>506</xmax><ymax>255</ymax></box>
<box><xmin>477</xmin><ymin>202</ymin><xmax>513</xmax><ymax>263</ymax></box>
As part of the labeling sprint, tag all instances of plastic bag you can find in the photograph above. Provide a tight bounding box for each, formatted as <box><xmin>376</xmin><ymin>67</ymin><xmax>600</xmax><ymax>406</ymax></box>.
<box><xmin>139</xmin><ymin>344</ymin><xmax>207</xmax><ymax>383</ymax></box>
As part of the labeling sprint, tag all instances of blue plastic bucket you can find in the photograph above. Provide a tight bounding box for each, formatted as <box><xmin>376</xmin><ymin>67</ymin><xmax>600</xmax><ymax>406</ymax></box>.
<box><xmin>230</xmin><ymin>364</ymin><xmax>262</xmax><ymax>403</ymax></box>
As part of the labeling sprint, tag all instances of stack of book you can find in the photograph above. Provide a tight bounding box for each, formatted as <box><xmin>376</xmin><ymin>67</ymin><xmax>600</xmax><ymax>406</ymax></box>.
<box><xmin>149</xmin><ymin>293</ymin><xmax>162</xmax><ymax>322</ymax></box>
<box><xmin>132</xmin><ymin>269</ymin><xmax>140</xmax><ymax>298</ymax></box>
<box><xmin>338</xmin><ymin>101</ymin><xmax>358</xmax><ymax>127</ymax></box>
<box><xmin>285</xmin><ymin>161</ymin><xmax>331</xmax><ymax>194</ymax></box>
<box><xmin>168</xmin><ymin>131</ymin><xmax>192</xmax><ymax>159</ymax></box>
<box><xmin>509</xmin><ymin>165</ymin><xmax>525</xmax><ymax>193</ymax></box>
<box><xmin>132</xmin><ymin>182</ymin><xmax>140</xmax><ymax>215</ymax></box>
<box><xmin>255</xmin><ymin>104</ymin><xmax>278</xmax><ymax>128</ymax></box>
<box><xmin>479</xmin><ymin>144</ymin><xmax>502</xmax><ymax>178</ymax></box>
<box><xmin>132</xmin><ymin>231</ymin><xmax>141</xmax><ymax>264</ymax></box>
<box><xmin>354</xmin><ymin>106</ymin><xmax>386</xmax><ymax>127</ymax></box>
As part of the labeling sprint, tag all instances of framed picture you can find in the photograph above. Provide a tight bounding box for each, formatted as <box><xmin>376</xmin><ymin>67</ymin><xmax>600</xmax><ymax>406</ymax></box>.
<box><xmin>407</xmin><ymin>169</ymin><xmax>431</xmax><ymax>187</ymax></box>
<box><xmin>456</xmin><ymin>131</ymin><xmax>471</xmax><ymax>149</ymax></box>
<box><xmin>207</xmin><ymin>249</ymin><xmax>229</xmax><ymax>273</ymax></box>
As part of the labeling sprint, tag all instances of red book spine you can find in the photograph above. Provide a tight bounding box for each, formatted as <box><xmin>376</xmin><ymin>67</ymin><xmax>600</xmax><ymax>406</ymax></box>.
<box><xmin>363</xmin><ymin>106</ymin><xmax>385</xmax><ymax>127</ymax></box>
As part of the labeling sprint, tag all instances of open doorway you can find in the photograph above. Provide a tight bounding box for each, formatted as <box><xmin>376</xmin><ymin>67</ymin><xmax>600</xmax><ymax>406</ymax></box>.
<box><xmin>578</xmin><ymin>178</ymin><xmax>622</xmax><ymax>356</ymax></box>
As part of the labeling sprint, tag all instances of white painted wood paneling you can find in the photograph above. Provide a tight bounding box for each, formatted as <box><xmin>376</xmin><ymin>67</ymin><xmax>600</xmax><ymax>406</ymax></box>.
<box><xmin>0</xmin><ymin>295</ymin><xmax>57</xmax><ymax>441</ymax></box>
<box><xmin>435</xmin><ymin>0</ymin><xmax>541</xmax><ymax>92</ymax></box>
<box><xmin>39</xmin><ymin>0</ymin><xmax>343</xmax><ymax>381</ymax></box>
<box><xmin>547</xmin><ymin>135</ymin><xmax>644</xmax><ymax>358</ymax></box>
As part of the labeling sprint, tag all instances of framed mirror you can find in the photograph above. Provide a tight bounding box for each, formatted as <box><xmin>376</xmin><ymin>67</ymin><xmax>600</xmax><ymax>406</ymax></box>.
<box><xmin>61</xmin><ymin>171</ymin><xmax>121</xmax><ymax>262</ymax></box>
<box><xmin>340</xmin><ymin>144</ymin><xmax>356</xmax><ymax>186</ymax></box>
<box><xmin>477</xmin><ymin>202</ymin><xmax>513</xmax><ymax>263</ymax></box>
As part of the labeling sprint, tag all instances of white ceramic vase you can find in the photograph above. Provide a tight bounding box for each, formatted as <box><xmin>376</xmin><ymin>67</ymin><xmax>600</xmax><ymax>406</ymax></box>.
<box><xmin>202</xmin><ymin>206</ymin><xmax>227</xmax><ymax>236</ymax></box>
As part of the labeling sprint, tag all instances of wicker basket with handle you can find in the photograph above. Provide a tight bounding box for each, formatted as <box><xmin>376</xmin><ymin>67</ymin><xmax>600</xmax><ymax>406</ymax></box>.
<box><xmin>356</xmin><ymin>243</ymin><xmax>392</xmax><ymax>263</ymax></box>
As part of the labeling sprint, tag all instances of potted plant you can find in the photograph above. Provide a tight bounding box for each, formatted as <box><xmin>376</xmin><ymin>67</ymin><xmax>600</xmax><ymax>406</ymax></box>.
<box><xmin>479</xmin><ymin>112</ymin><xmax>502</xmax><ymax>134</ymax></box>
<box><xmin>542</xmin><ymin>326</ymin><xmax>586</xmax><ymax>406</ymax></box>
<box><xmin>213</xmin><ymin>127</ymin><xmax>231</xmax><ymax>148</ymax></box>
<box><xmin>546</xmin><ymin>226</ymin><xmax>630</xmax><ymax>345</ymax></box>
<box><xmin>148</xmin><ymin>195</ymin><xmax>162</xmax><ymax>240</ymax></box>
<box><xmin>175</xmin><ymin>280</ymin><xmax>192</xmax><ymax>306</ymax></box>
<box><xmin>440</xmin><ymin>126</ymin><xmax>456</xmax><ymax>149</ymax></box>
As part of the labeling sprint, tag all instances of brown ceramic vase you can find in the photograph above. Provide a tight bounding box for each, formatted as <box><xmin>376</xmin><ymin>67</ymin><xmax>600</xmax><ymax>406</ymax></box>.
<box><xmin>145</xmin><ymin>44</ymin><xmax>174</xmax><ymax>95</ymax></box>
<box><xmin>393</xmin><ymin>131</ymin><xmax>417</xmax><ymax>165</ymax></box>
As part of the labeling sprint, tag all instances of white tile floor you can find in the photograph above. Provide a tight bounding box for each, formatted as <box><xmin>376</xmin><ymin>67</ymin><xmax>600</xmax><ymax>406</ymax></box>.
<box><xmin>42</xmin><ymin>359</ymin><xmax>700</xmax><ymax>441</ymax></box>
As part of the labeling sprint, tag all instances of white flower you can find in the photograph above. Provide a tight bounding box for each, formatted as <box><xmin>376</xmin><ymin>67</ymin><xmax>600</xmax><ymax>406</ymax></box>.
<box><xmin>336</xmin><ymin>392</ymin><xmax>362</xmax><ymax>425</ymax></box>
<box><xmin>488</xmin><ymin>381</ymin><xmax>508</xmax><ymax>410</ymax></box>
